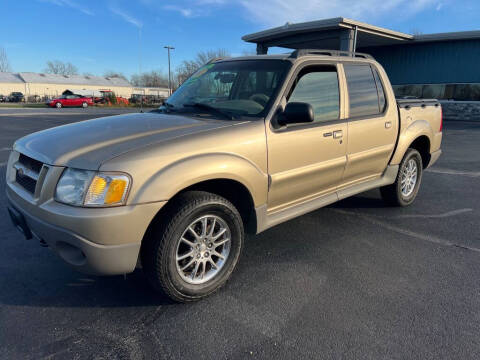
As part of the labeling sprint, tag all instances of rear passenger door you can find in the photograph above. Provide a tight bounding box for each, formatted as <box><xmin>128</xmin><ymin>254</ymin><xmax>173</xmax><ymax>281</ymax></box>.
<box><xmin>64</xmin><ymin>95</ymin><xmax>76</xmax><ymax>107</ymax></box>
<box><xmin>340</xmin><ymin>63</ymin><xmax>398</xmax><ymax>188</ymax></box>
<box><xmin>73</xmin><ymin>95</ymin><xmax>83</xmax><ymax>106</ymax></box>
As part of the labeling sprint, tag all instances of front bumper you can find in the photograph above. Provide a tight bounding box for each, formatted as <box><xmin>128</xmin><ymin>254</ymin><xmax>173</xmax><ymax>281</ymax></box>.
<box><xmin>5</xmin><ymin>154</ymin><xmax>166</xmax><ymax>275</ymax></box>
<box><xmin>6</xmin><ymin>188</ymin><xmax>165</xmax><ymax>275</ymax></box>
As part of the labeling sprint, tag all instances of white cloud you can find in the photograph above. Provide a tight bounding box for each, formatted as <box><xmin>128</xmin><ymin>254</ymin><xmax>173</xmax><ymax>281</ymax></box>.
<box><xmin>109</xmin><ymin>5</ymin><xmax>143</xmax><ymax>28</ymax></box>
<box><xmin>238</xmin><ymin>0</ymin><xmax>439</xmax><ymax>27</ymax></box>
<box><xmin>157</xmin><ymin>0</ymin><xmax>440</xmax><ymax>27</ymax></box>
<box><xmin>39</xmin><ymin>0</ymin><xmax>94</xmax><ymax>16</ymax></box>
<box><xmin>163</xmin><ymin>5</ymin><xmax>195</xmax><ymax>17</ymax></box>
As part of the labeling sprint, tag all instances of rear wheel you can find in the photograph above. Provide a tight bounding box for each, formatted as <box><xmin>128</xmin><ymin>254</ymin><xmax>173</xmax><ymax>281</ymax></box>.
<box><xmin>141</xmin><ymin>191</ymin><xmax>244</xmax><ymax>302</ymax></box>
<box><xmin>55</xmin><ymin>102</ymin><xmax>62</xmax><ymax>108</ymax></box>
<box><xmin>82</xmin><ymin>102</ymin><xmax>88</xmax><ymax>108</ymax></box>
<box><xmin>380</xmin><ymin>148</ymin><xmax>423</xmax><ymax>206</ymax></box>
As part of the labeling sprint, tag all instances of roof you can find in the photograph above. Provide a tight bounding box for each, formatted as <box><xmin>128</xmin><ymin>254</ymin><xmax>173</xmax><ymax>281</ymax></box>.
<box><xmin>243</xmin><ymin>17</ymin><xmax>480</xmax><ymax>50</ymax></box>
<box><xmin>18</xmin><ymin>72</ymin><xmax>131</xmax><ymax>87</ymax></box>
<box><xmin>220</xmin><ymin>50</ymin><xmax>373</xmax><ymax>63</ymax></box>
<box><xmin>0</xmin><ymin>72</ymin><xmax>24</xmax><ymax>83</ymax></box>
<box><xmin>243</xmin><ymin>17</ymin><xmax>413</xmax><ymax>49</ymax></box>
<box><xmin>413</xmin><ymin>30</ymin><xmax>480</xmax><ymax>43</ymax></box>
<box><xmin>218</xmin><ymin>54</ymin><xmax>292</xmax><ymax>61</ymax></box>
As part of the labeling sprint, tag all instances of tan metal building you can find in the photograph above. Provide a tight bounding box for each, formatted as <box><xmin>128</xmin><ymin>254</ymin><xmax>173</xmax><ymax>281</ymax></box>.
<box><xmin>132</xmin><ymin>87</ymin><xmax>170</xmax><ymax>98</ymax></box>
<box><xmin>0</xmin><ymin>72</ymin><xmax>26</xmax><ymax>95</ymax></box>
<box><xmin>17</xmin><ymin>72</ymin><xmax>133</xmax><ymax>98</ymax></box>
<box><xmin>0</xmin><ymin>72</ymin><xmax>170</xmax><ymax>100</ymax></box>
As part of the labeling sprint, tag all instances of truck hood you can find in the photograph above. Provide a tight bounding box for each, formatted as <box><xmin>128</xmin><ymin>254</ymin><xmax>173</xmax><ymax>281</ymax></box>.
<box><xmin>14</xmin><ymin>112</ymin><xmax>239</xmax><ymax>170</ymax></box>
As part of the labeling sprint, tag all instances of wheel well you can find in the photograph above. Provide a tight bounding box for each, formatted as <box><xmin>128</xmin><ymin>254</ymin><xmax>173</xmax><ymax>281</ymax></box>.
<box><xmin>409</xmin><ymin>136</ymin><xmax>431</xmax><ymax>168</ymax></box>
<box><xmin>150</xmin><ymin>179</ymin><xmax>257</xmax><ymax>235</ymax></box>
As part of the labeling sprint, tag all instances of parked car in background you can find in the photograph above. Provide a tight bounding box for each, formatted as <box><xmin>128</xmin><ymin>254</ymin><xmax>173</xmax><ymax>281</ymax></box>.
<box><xmin>0</xmin><ymin>94</ymin><xmax>6</xmax><ymax>102</ymax></box>
<box><xmin>47</xmin><ymin>94</ymin><xmax>94</xmax><ymax>108</ymax></box>
<box><xmin>8</xmin><ymin>92</ymin><xmax>24</xmax><ymax>102</ymax></box>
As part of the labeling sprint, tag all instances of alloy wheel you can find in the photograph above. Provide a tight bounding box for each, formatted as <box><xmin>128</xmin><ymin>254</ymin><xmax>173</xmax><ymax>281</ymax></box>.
<box><xmin>401</xmin><ymin>159</ymin><xmax>418</xmax><ymax>197</ymax></box>
<box><xmin>175</xmin><ymin>215</ymin><xmax>231</xmax><ymax>285</ymax></box>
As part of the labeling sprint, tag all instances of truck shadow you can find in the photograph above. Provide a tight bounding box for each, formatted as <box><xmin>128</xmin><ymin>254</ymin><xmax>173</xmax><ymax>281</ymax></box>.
<box><xmin>330</xmin><ymin>190</ymin><xmax>388</xmax><ymax>209</ymax></box>
<box><xmin>0</xmin><ymin>192</ymin><xmax>382</xmax><ymax>310</ymax></box>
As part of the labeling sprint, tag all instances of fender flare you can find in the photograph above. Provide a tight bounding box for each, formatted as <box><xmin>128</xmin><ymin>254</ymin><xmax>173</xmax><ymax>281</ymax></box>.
<box><xmin>130</xmin><ymin>152</ymin><xmax>268</xmax><ymax>206</ymax></box>
<box><xmin>390</xmin><ymin>119</ymin><xmax>433</xmax><ymax>165</ymax></box>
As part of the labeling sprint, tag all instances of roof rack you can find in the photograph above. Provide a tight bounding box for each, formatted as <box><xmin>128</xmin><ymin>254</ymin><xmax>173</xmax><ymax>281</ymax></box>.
<box><xmin>289</xmin><ymin>49</ymin><xmax>373</xmax><ymax>59</ymax></box>
<box><xmin>206</xmin><ymin>57</ymin><xmax>229</xmax><ymax>64</ymax></box>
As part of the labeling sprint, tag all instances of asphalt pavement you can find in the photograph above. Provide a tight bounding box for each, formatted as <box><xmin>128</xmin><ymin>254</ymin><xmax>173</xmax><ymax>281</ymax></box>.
<box><xmin>0</xmin><ymin>108</ymin><xmax>479</xmax><ymax>359</ymax></box>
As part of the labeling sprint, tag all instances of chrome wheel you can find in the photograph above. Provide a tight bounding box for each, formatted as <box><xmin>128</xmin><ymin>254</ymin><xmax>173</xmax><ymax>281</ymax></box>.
<box><xmin>55</xmin><ymin>102</ymin><xmax>62</xmax><ymax>108</ymax></box>
<box><xmin>175</xmin><ymin>215</ymin><xmax>231</xmax><ymax>285</ymax></box>
<box><xmin>401</xmin><ymin>159</ymin><xmax>418</xmax><ymax>197</ymax></box>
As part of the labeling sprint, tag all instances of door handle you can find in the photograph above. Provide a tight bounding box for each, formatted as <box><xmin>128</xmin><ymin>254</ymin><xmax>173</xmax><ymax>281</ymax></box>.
<box><xmin>385</xmin><ymin>121</ymin><xmax>392</xmax><ymax>129</ymax></box>
<box><xmin>323</xmin><ymin>132</ymin><xmax>332</xmax><ymax>137</ymax></box>
<box><xmin>333</xmin><ymin>130</ymin><xmax>343</xmax><ymax>139</ymax></box>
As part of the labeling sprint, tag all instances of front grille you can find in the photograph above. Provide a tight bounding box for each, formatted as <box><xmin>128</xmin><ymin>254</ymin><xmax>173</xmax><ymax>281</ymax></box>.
<box><xmin>14</xmin><ymin>153</ymin><xmax>44</xmax><ymax>194</ymax></box>
<box><xmin>18</xmin><ymin>153</ymin><xmax>43</xmax><ymax>173</ymax></box>
<box><xmin>15</xmin><ymin>172</ymin><xmax>37</xmax><ymax>193</ymax></box>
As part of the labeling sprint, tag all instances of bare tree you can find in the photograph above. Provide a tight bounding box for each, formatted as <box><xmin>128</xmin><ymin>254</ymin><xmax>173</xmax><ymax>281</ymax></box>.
<box><xmin>176</xmin><ymin>49</ymin><xmax>230</xmax><ymax>85</ymax></box>
<box><xmin>44</xmin><ymin>60</ymin><xmax>78</xmax><ymax>75</ymax></box>
<box><xmin>130</xmin><ymin>70</ymin><xmax>169</xmax><ymax>87</ymax></box>
<box><xmin>0</xmin><ymin>47</ymin><xmax>12</xmax><ymax>72</ymax></box>
<box><xmin>104</xmin><ymin>71</ymin><xmax>127</xmax><ymax>80</ymax></box>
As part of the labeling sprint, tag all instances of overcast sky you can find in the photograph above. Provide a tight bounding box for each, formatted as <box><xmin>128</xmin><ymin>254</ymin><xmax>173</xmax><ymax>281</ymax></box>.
<box><xmin>1</xmin><ymin>0</ymin><xmax>479</xmax><ymax>77</ymax></box>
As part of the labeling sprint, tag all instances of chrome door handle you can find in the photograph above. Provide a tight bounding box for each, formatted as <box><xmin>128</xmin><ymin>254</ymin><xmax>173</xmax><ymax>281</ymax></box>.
<box><xmin>333</xmin><ymin>130</ymin><xmax>343</xmax><ymax>139</ymax></box>
<box><xmin>385</xmin><ymin>121</ymin><xmax>392</xmax><ymax>129</ymax></box>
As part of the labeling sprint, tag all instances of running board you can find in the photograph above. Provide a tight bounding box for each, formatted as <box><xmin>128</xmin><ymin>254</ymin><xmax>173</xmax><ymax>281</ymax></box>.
<box><xmin>255</xmin><ymin>165</ymin><xmax>399</xmax><ymax>233</ymax></box>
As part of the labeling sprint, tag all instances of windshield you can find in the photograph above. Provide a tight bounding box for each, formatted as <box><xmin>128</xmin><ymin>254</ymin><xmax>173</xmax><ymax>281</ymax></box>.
<box><xmin>164</xmin><ymin>60</ymin><xmax>291</xmax><ymax>118</ymax></box>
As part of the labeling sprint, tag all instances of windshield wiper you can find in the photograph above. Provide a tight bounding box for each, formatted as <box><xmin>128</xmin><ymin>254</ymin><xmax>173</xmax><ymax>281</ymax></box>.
<box><xmin>183</xmin><ymin>102</ymin><xmax>235</xmax><ymax>120</ymax></box>
<box><xmin>160</xmin><ymin>102</ymin><xmax>177</xmax><ymax>113</ymax></box>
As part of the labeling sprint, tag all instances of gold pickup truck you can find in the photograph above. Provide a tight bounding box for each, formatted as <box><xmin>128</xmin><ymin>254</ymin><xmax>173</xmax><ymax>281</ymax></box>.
<box><xmin>6</xmin><ymin>50</ymin><xmax>442</xmax><ymax>302</ymax></box>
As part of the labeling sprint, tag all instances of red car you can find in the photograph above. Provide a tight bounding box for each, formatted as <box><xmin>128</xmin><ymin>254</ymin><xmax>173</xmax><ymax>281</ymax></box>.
<box><xmin>47</xmin><ymin>95</ymin><xmax>94</xmax><ymax>108</ymax></box>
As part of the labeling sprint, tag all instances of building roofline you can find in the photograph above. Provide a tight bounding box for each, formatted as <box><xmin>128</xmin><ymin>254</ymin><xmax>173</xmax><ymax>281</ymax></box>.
<box><xmin>413</xmin><ymin>30</ymin><xmax>480</xmax><ymax>43</ymax></box>
<box><xmin>242</xmin><ymin>17</ymin><xmax>413</xmax><ymax>43</ymax></box>
<box><xmin>243</xmin><ymin>17</ymin><xmax>480</xmax><ymax>49</ymax></box>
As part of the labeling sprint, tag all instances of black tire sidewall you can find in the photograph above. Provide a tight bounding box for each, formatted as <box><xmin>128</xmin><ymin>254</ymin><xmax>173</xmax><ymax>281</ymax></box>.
<box><xmin>396</xmin><ymin>149</ymin><xmax>423</xmax><ymax>206</ymax></box>
<box><xmin>160</xmin><ymin>197</ymin><xmax>243</xmax><ymax>300</ymax></box>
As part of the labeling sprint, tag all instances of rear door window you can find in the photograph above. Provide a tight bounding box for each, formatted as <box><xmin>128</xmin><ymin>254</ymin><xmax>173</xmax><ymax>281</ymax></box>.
<box><xmin>344</xmin><ymin>64</ymin><xmax>381</xmax><ymax>117</ymax></box>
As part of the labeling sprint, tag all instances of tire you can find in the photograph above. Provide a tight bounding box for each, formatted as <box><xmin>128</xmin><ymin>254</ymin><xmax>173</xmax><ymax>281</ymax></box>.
<box><xmin>141</xmin><ymin>191</ymin><xmax>244</xmax><ymax>302</ymax></box>
<box><xmin>55</xmin><ymin>102</ymin><xmax>62</xmax><ymax>108</ymax></box>
<box><xmin>82</xmin><ymin>102</ymin><xmax>88</xmax><ymax>108</ymax></box>
<box><xmin>380</xmin><ymin>148</ymin><xmax>423</xmax><ymax>207</ymax></box>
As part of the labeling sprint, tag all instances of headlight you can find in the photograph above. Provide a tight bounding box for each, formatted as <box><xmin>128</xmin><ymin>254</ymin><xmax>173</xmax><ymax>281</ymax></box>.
<box><xmin>55</xmin><ymin>168</ymin><xmax>131</xmax><ymax>207</ymax></box>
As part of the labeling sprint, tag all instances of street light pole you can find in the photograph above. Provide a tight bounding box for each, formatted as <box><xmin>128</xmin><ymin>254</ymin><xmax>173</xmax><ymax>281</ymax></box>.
<box><xmin>164</xmin><ymin>46</ymin><xmax>175</xmax><ymax>96</ymax></box>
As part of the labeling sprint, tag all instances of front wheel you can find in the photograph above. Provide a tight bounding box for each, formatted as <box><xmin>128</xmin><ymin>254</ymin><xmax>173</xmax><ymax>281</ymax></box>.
<box><xmin>141</xmin><ymin>191</ymin><xmax>244</xmax><ymax>302</ymax></box>
<box><xmin>55</xmin><ymin>102</ymin><xmax>62</xmax><ymax>108</ymax></box>
<box><xmin>380</xmin><ymin>148</ymin><xmax>423</xmax><ymax>207</ymax></box>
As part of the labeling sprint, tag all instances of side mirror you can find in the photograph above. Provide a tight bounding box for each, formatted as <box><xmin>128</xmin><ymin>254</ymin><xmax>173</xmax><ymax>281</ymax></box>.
<box><xmin>277</xmin><ymin>102</ymin><xmax>314</xmax><ymax>126</ymax></box>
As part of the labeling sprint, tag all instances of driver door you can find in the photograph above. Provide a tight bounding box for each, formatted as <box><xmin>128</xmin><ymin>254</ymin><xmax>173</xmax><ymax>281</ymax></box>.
<box><xmin>266</xmin><ymin>63</ymin><xmax>347</xmax><ymax>213</ymax></box>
